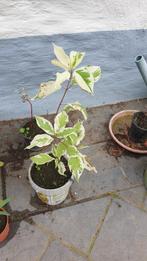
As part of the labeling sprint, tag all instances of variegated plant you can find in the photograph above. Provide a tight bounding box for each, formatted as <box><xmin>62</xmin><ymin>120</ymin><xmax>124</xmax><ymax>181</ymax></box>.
<box><xmin>27</xmin><ymin>44</ymin><xmax>101</xmax><ymax>182</ymax></box>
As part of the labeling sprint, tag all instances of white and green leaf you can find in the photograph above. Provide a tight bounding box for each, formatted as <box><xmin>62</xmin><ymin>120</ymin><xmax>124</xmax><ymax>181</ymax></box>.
<box><xmin>31</xmin><ymin>153</ymin><xmax>54</xmax><ymax>165</ymax></box>
<box><xmin>52</xmin><ymin>44</ymin><xmax>70</xmax><ymax>70</ymax></box>
<box><xmin>86</xmin><ymin>66</ymin><xmax>101</xmax><ymax>82</ymax></box>
<box><xmin>68</xmin><ymin>155</ymin><xmax>84</xmax><ymax>182</ymax></box>
<box><xmin>57</xmin><ymin>161</ymin><xmax>66</xmax><ymax>176</ymax></box>
<box><xmin>52</xmin><ymin>142</ymin><xmax>66</xmax><ymax>159</ymax></box>
<box><xmin>70</xmin><ymin>51</ymin><xmax>85</xmax><ymax>69</ymax></box>
<box><xmin>26</xmin><ymin>134</ymin><xmax>53</xmax><ymax>149</ymax></box>
<box><xmin>74</xmin><ymin>67</ymin><xmax>94</xmax><ymax>94</ymax></box>
<box><xmin>82</xmin><ymin>155</ymin><xmax>97</xmax><ymax>173</ymax></box>
<box><xmin>56</xmin><ymin>71</ymin><xmax>70</xmax><ymax>85</ymax></box>
<box><xmin>63</xmin><ymin>102</ymin><xmax>87</xmax><ymax>120</ymax></box>
<box><xmin>36</xmin><ymin>116</ymin><xmax>54</xmax><ymax>135</ymax></box>
<box><xmin>73</xmin><ymin>121</ymin><xmax>85</xmax><ymax>145</ymax></box>
<box><xmin>54</xmin><ymin>111</ymin><xmax>69</xmax><ymax>132</ymax></box>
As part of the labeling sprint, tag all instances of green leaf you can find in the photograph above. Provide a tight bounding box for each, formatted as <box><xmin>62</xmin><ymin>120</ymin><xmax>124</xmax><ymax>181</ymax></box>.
<box><xmin>63</xmin><ymin>102</ymin><xmax>87</xmax><ymax>120</ymax></box>
<box><xmin>57</xmin><ymin>161</ymin><xmax>66</xmax><ymax>176</ymax></box>
<box><xmin>36</xmin><ymin>116</ymin><xmax>54</xmax><ymax>135</ymax></box>
<box><xmin>0</xmin><ymin>210</ymin><xmax>10</xmax><ymax>216</ymax></box>
<box><xmin>0</xmin><ymin>161</ymin><xmax>4</xmax><ymax>168</ymax></box>
<box><xmin>86</xmin><ymin>66</ymin><xmax>101</xmax><ymax>82</ymax></box>
<box><xmin>73</xmin><ymin>121</ymin><xmax>85</xmax><ymax>145</ymax></box>
<box><xmin>52</xmin><ymin>44</ymin><xmax>70</xmax><ymax>70</ymax></box>
<box><xmin>68</xmin><ymin>155</ymin><xmax>84</xmax><ymax>182</ymax></box>
<box><xmin>56</xmin><ymin>127</ymin><xmax>75</xmax><ymax>139</ymax></box>
<box><xmin>52</xmin><ymin>142</ymin><xmax>66</xmax><ymax>159</ymax></box>
<box><xmin>74</xmin><ymin>67</ymin><xmax>94</xmax><ymax>94</ymax></box>
<box><xmin>54</xmin><ymin>111</ymin><xmax>69</xmax><ymax>132</ymax></box>
<box><xmin>31</xmin><ymin>153</ymin><xmax>54</xmax><ymax>165</ymax></box>
<box><xmin>65</xmin><ymin>144</ymin><xmax>78</xmax><ymax>157</ymax></box>
<box><xmin>70</xmin><ymin>51</ymin><xmax>85</xmax><ymax>69</ymax></box>
<box><xmin>26</xmin><ymin>134</ymin><xmax>53</xmax><ymax>149</ymax></box>
<box><xmin>0</xmin><ymin>198</ymin><xmax>10</xmax><ymax>209</ymax></box>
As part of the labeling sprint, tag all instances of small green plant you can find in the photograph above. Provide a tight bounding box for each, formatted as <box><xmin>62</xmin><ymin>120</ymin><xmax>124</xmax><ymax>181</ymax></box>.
<box><xmin>0</xmin><ymin>198</ymin><xmax>10</xmax><ymax>216</ymax></box>
<box><xmin>19</xmin><ymin>127</ymin><xmax>30</xmax><ymax>138</ymax></box>
<box><xmin>26</xmin><ymin>44</ymin><xmax>101</xmax><ymax>182</ymax></box>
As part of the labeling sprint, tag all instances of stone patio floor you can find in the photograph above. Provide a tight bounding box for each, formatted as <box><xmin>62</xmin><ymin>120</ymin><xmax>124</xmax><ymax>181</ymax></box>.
<box><xmin>0</xmin><ymin>99</ymin><xmax>147</xmax><ymax>261</ymax></box>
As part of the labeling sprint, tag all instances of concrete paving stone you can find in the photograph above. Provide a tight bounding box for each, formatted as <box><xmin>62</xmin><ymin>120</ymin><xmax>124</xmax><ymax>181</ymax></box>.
<box><xmin>0</xmin><ymin>221</ymin><xmax>48</xmax><ymax>261</ymax></box>
<box><xmin>71</xmin><ymin>166</ymin><xmax>129</xmax><ymax>201</ymax></box>
<box><xmin>91</xmin><ymin>200</ymin><xmax>147</xmax><ymax>261</ymax></box>
<box><xmin>33</xmin><ymin>198</ymin><xmax>109</xmax><ymax>252</ymax></box>
<box><xmin>118</xmin><ymin>186</ymin><xmax>146</xmax><ymax>207</ymax></box>
<box><xmin>5</xmin><ymin>159</ymin><xmax>35</xmax><ymax>211</ymax></box>
<box><xmin>42</xmin><ymin>240</ymin><xmax>86</xmax><ymax>261</ymax></box>
<box><xmin>117</xmin><ymin>154</ymin><xmax>147</xmax><ymax>185</ymax></box>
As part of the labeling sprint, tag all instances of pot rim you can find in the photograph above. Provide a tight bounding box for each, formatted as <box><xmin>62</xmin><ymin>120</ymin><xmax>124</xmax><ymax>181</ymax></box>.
<box><xmin>28</xmin><ymin>162</ymin><xmax>73</xmax><ymax>192</ymax></box>
<box><xmin>0</xmin><ymin>208</ymin><xmax>9</xmax><ymax>234</ymax></box>
<box><xmin>109</xmin><ymin>109</ymin><xmax>147</xmax><ymax>154</ymax></box>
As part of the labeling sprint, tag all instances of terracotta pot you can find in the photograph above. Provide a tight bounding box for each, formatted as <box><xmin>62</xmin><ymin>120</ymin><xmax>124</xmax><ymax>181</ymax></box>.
<box><xmin>0</xmin><ymin>209</ymin><xmax>10</xmax><ymax>242</ymax></box>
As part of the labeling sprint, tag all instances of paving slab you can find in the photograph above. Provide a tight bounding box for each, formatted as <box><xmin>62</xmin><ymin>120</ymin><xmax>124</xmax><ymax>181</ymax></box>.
<box><xmin>117</xmin><ymin>154</ymin><xmax>147</xmax><ymax>185</ymax></box>
<box><xmin>91</xmin><ymin>200</ymin><xmax>147</xmax><ymax>261</ymax></box>
<box><xmin>41</xmin><ymin>241</ymin><xmax>86</xmax><ymax>261</ymax></box>
<box><xmin>0</xmin><ymin>221</ymin><xmax>49</xmax><ymax>261</ymax></box>
<box><xmin>33</xmin><ymin>198</ymin><xmax>109</xmax><ymax>252</ymax></box>
<box><xmin>5</xmin><ymin>159</ymin><xmax>35</xmax><ymax>211</ymax></box>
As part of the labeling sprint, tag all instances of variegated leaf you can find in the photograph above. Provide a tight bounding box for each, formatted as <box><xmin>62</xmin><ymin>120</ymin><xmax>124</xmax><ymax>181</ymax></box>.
<box><xmin>65</xmin><ymin>144</ymin><xmax>78</xmax><ymax>157</ymax></box>
<box><xmin>74</xmin><ymin>67</ymin><xmax>94</xmax><ymax>94</ymax></box>
<box><xmin>56</xmin><ymin>71</ymin><xmax>70</xmax><ymax>85</ymax></box>
<box><xmin>32</xmin><ymin>81</ymin><xmax>60</xmax><ymax>100</ymax></box>
<box><xmin>82</xmin><ymin>155</ymin><xmax>97</xmax><ymax>173</ymax></box>
<box><xmin>70</xmin><ymin>51</ymin><xmax>85</xmax><ymax>69</ymax></box>
<box><xmin>52</xmin><ymin>142</ymin><xmax>66</xmax><ymax>159</ymax></box>
<box><xmin>68</xmin><ymin>155</ymin><xmax>84</xmax><ymax>182</ymax></box>
<box><xmin>57</xmin><ymin>161</ymin><xmax>66</xmax><ymax>176</ymax></box>
<box><xmin>63</xmin><ymin>102</ymin><xmax>87</xmax><ymax>120</ymax></box>
<box><xmin>86</xmin><ymin>65</ymin><xmax>101</xmax><ymax>82</ymax></box>
<box><xmin>73</xmin><ymin>121</ymin><xmax>85</xmax><ymax>145</ymax></box>
<box><xmin>36</xmin><ymin>116</ymin><xmax>54</xmax><ymax>135</ymax></box>
<box><xmin>51</xmin><ymin>59</ymin><xmax>69</xmax><ymax>71</ymax></box>
<box><xmin>56</xmin><ymin>127</ymin><xmax>75</xmax><ymax>139</ymax></box>
<box><xmin>31</xmin><ymin>153</ymin><xmax>54</xmax><ymax>165</ymax></box>
<box><xmin>26</xmin><ymin>134</ymin><xmax>53</xmax><ymax>149</ymax></box>
<box><xmin>52</xmin><ymin>44</ymin><xmax>70</xmax><ymax>70</ymax></box>
<box><xmin>54</xmin><ymin>111</ymin><xmax>69</xmax><ymax>132</ymax></box>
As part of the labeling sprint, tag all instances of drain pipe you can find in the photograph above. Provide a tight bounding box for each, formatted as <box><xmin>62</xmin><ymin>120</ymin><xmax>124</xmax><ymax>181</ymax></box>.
<box><xmin>135</xmin><ymin>55</ymin><xmax>147</xmax><ymax>86</ymax></box>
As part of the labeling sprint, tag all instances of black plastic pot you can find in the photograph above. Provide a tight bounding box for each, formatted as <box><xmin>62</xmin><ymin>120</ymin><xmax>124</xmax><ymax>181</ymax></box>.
<box><xmin>129</xmin><ymin>112</ymin><xmax>147</xmax><ymax>143</ymax></box>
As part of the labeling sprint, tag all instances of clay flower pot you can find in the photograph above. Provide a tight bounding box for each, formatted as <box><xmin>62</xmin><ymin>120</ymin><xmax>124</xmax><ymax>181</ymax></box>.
<box><xmin>0</xmin><ymin>209</ymin><xmax>10</xmax><ymax>242</ymax></box>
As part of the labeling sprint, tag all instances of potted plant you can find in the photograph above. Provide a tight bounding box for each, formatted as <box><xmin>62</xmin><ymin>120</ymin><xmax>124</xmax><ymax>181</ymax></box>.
<box><xmin>26</xmin><ymin>44</ymin><xmax>101</xmax><ymax>205</ymax></box>
<box><xmin>129</xmin><ymin>111</ymin><xmax>147</xmax><ymax>143</ymax></box>
<box><xmin>0</xmin><ymin>198</ymin><xmax>10</xmax><ymax>242</ymax></box>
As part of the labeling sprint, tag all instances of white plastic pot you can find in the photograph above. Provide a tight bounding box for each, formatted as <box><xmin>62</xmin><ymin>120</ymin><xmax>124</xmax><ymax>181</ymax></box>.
<box><xmin>28</xmin><ymin>163</ymin><xmax>73</xmax><ymax>205</ymax></box>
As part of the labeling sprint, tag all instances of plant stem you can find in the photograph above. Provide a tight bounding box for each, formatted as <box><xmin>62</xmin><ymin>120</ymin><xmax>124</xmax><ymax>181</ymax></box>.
<box><xmin>26</xmin><ymin>99</ymin><xmax>33</xmax><ymax>121</ymax></box>
<box><xmin>56</xmin><ymin>71</ymin><xmax>73</xmax><ymax>114</ymax></box>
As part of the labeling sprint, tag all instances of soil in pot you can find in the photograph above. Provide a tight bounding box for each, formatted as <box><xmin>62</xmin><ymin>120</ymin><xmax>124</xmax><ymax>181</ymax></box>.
<box><xmin>129</xmin><ymin>112</ymin><xmax>147</xmax><ymax>143</ymax></box>
<box><xmin>31</xmin><ymin>157</ymin><xmax>72</xmax><ymax>189</ymax></box>
<box><xmin>0</xmin><ymin>215</ymin><xmax>7</xmax><ymax>234</ymax></box>
<box><xmin>21</xmin><ymin>118</ymin><xmax>43</xmax><ymax>140</ymax></box>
